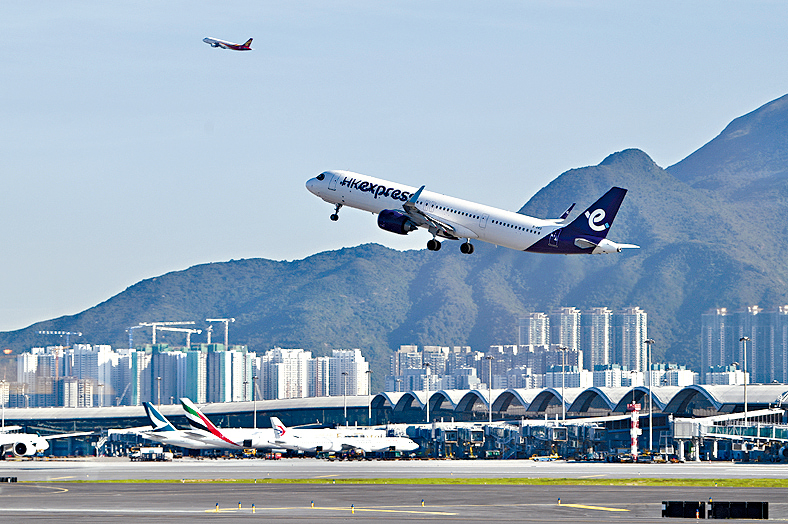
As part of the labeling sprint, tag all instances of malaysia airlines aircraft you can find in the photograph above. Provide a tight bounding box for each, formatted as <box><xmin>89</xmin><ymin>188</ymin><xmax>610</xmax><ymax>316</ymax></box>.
<box><xmin>202</xmin><ymin>37</ymin><xmax>253</xmax><ymax>51</ymax></box>
<box><xmin>306</xmin><ymin>171</ymin><xmax>639</xmax><ymax>255</ymax></box>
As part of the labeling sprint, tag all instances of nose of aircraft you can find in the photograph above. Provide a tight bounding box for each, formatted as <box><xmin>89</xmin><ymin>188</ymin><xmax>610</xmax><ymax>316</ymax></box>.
<box><xmin>305</xmin><ymin>176</ymin><xmax>321</xmax><ymax>196</ymax></box>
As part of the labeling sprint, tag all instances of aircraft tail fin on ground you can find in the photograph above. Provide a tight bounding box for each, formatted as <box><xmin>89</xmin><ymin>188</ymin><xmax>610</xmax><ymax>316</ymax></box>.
<box><xmin>180</xmin><ymin>397</ymin><xmax>239</xmax><ymax>446</ymax></box>
<box><xmin>564</xmin><ymin>187</ymin><xmax>627</xmax><ymax>238</ymax></box>
<box><xmin>144</xmin><ymin>402</ymin><xmax>177</xmax><ymax>432</ymax></box>
<box><xmin>271</xmin><ymin>417</ymin><xmax>287</xmax><ymax>439</ymax></box>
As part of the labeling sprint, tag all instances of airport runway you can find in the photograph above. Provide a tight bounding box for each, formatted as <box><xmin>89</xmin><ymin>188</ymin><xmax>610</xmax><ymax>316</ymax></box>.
<box><xmin>0</xmin><ymin>482</ymin><xmax>786</xmax><ymax>523</ymax></box>
<box><xmin>0</xmin><ymin>458</ymin><xmax>786</xmax><ymax>522</ymax></box>
<box><xmin>2</xmin><ymin>456</ymin><xmax>788</xmax><ymax>481</ymax></box>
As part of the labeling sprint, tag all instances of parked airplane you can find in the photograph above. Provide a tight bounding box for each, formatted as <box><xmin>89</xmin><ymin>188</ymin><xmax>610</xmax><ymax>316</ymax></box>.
<box><xmin>271</xmin><ymin>417</ymin><xmax>419</xmax><ymax>454</ymax></box>
<box><xmin>180</xmin><ymin>398</ymin><xmax>276</xmax><ymax>450</ymax></box>
<box><xmin>0</xmin><ymin>426</ymin><xmax>91</xmax><ymax>458</ymax></box>
<box><xmin>137</xmin><ymin>402</ymin><xmax>231</xmax><ymax>450</ymax></box>
<box><xmin>202</xmin><ymin>37</ymin><xmax>253</xmax><ymax>51</ymax></box>
<box><xmin>306</xmin><ymin>171</ymin><xmax>639</xmax><ymax>255</ymax></box>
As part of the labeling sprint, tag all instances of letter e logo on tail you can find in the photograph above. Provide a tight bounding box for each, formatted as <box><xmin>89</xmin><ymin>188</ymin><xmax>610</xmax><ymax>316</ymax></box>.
<box><xmin>585</xmin><ymin>209</ymin><xmax>608</xmax><ymax>232</ymax></box>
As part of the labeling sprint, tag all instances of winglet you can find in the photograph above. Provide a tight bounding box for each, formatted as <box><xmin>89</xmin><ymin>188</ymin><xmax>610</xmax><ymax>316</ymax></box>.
<box><xmin>407</xmin><ymin>185</ymin><xmax>425</xmax><ymax>205</ymax></box>
<box><xmin>559</xmin><ymin>203</ymin><xmax>576</xmax><ymax>220</ymax></box>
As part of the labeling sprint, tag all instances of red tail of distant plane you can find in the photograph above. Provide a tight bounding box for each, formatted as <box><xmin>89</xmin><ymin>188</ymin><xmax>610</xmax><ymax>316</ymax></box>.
<box><xmin>243</xmin><ymin>38</ymin><xmax>253</xmax><ymax>48</ymax></box>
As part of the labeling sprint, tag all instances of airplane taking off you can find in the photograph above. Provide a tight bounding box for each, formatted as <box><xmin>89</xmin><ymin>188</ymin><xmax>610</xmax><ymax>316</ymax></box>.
<box><xmin>202</xmin><ymin>37</ymin><xmax>253</xmax><ymax>51</ymax></box>
<box><xmin>306</xmin><ymin>171</ymin><xmax>639</xmax><ymax>255</ymax></box>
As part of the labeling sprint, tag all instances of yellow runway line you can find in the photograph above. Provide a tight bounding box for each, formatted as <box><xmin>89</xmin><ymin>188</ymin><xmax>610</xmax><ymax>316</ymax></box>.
<box><xmin>559</xmin><ymin>503</ymin><xmax>629</xmax><ymax>512</ymax></box>
<box><xmin>207</xmin><ymin>506</ymin><xmax>457</xmax><ymax>515</ymax></box>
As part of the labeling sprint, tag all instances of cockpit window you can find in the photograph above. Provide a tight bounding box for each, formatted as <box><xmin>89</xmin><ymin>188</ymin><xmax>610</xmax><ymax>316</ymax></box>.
<box><xmin>317</xmin><ymin>173</ymin><xmax>326</xmax><ymax>181</ymax></box>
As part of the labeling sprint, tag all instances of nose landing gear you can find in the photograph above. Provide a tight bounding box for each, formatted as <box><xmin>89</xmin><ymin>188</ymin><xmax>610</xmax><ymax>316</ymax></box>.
<box><xmin>330</xmin><ymin>203</ymin><xmax>343</xmax><ymax>221</ymax></box>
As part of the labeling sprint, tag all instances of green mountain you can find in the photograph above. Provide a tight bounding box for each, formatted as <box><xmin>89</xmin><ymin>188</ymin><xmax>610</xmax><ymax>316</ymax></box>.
<box><xmin>2</xmin><ymin>95</ymin><xmax>788</xmax><ymax>386</ymax></box>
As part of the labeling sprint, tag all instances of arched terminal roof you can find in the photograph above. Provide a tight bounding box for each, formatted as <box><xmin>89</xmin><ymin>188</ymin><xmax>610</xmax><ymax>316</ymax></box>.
<box><xmin>493</xmin><ymin>389</ymin><xmax>543</xmax><ymax>413</ymax></box>
<box><xmin>527</xmin><ymin>387</ymin><xmax>585</xmax><ymax>413</ymax></box>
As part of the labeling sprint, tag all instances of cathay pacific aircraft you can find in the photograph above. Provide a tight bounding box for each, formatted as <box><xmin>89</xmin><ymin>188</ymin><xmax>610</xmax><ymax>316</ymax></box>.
<box><xmin>306</xmin><ymin>171</ymin><xmax>639</xmax><ymax>255</ymax></box>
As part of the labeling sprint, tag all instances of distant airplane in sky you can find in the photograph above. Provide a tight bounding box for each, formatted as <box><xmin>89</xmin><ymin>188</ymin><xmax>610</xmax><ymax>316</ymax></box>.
<box><xmin>202</xmin><ymin>37</ymin><xmax>253</xmax><ymax>51</ymax></box>
<box><xmin>306</xmin><ymin>171</ymin><xmax>639</xmax><ymax>255</ymax></box>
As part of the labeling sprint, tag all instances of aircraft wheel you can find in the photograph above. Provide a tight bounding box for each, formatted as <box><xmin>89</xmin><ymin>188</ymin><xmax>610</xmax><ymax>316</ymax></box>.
<box><xmin>330</xmin><ymin>214</ymin><xmax>339</xmax><ymax>221</ymax></box>
<box><xmin>460</xmin><ymin>242</ymin><xmax>474</xmax><ymax>254</ymax></box>
<box><xmin>427</xmin><ymin>239</ymin><xmax>441</xmax><ymax>251</ymax></box>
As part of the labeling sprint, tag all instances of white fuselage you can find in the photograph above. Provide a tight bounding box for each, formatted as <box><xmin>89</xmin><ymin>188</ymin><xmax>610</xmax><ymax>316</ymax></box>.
<box><xmin>274</xmin><ymin>424</ymin><xmax>418</xmax><ymax>453</ymax></box>
<box><xmin>306</xmin><ymin>170</ymin><xmax>562</xmax><ymax>252</ymax></box>
<box><xmin>142</xmin><ymin>428</ymin><xmax>276</xmax><ymax>450</ymax></box>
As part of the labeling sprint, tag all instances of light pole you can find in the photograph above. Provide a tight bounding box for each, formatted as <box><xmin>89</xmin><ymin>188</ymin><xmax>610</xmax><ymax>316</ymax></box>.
<box><xmin>98</xmin><ymin>383</ymin><xmax>104</xmax><ymax>408</ymax></box>
<box><xmin>366</xmin><ymin>369</ymin><xmax>373</xmax><ymax>425</ymax></box>
<box><xmin>485</xmin><ymin>355</ymin><xmax>494</xmax><ymax>424</ymax></box>
<box><xmin>1</xmin><ymin>379</ymin><xmax>5</xmax><ymax>428</ymax></box>
<box><xmin>557</xmin><ymin>346</ymin><xmax>567</xmax><ymax>422</ymax></box>
<box><xmin>740</xmin><ymin>336</ymin><xmax>750</xmax><ymax>423</ymax></box>
<box><xmin>342</xmin><ymin>371</ymin><xmax>348</xmax><ymax>426</ymax></box>
<box><xmin>644</xmin><ymin>339</ymin><xmax>655</xmax><ymax>452</ymax></box>
<box><xmin>156</xmin><ymin>376</ymin><xmax>162</xmax><ymax>409</ymax></box>
<box><xmin>424</xmin><ymin>363</ymin><xmax>431</xmax><ymax>424</ymax></box>
<box><xmin>252</xmin><ymin>374</ymin><xmax>258</xmax><ymax>429</ymax></box>
<box><xmin>395</xmin><ymin>378</ymin><xmax>402</xmax><ymax>393</ymax></box>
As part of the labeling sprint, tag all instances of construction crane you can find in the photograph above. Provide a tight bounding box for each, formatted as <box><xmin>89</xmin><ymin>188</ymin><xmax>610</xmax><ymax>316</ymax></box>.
<box><xmin>206</xmin><ymin>318</ymin><xmax>235</xmax><ymax>347</ymax></box>
<box><xmin>37</xmin><ymin>330</ymin><xmax>83</xmax><ymax>346</ymax></box>
<box><xmin>126</xmin><ymin>325</ymin><xmax>146</xmax><ymax>349</ymax></box>
<box><xmin>136</xmin><ymin>321</ymin><xmax>195</xmax><ymax>344</ymax></box>
<box><xmin>155</xmin><ymin>326</ymin><xmax>202</xmax><ymax>348</ymax></box>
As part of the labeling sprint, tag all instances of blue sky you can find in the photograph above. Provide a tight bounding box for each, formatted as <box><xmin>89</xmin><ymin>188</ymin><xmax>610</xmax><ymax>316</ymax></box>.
<box><xmin>2</xmin><ymin>1</ymin><xmax>788</xmax><ymax>332</ymax></box>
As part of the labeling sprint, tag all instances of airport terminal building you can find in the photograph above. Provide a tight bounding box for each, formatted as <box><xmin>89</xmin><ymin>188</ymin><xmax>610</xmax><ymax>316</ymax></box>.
<box><xmin>3</xmin><ymin>383</ymin><xmax>788</xmax><ymax>461</ymax></box>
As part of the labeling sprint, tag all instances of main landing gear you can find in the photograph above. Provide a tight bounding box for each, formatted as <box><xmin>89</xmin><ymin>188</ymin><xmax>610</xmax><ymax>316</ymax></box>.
<box><xmin>330</xmin><ymin>203</ymin><xmax>343</xmax><ymax>221</ymax></box>
<box><xmin>426</xmin><ymin>239</ymin><xmax>475</xmax><ymax>254</ymax></box>
<box><xmin>460</xmin><ymin>241</ymin><xmax>474</xmax><ymax>254</ymax></box>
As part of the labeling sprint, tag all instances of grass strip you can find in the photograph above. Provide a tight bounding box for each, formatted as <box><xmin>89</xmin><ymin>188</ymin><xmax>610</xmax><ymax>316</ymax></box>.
<box><xmin>39</xmin><ymin>477</ymin><xmax>788</xmax><ymax>488</ymax></box>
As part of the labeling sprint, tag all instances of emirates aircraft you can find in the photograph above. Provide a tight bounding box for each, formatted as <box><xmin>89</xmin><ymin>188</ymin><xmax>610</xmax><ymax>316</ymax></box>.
<box><xmin>306</xmin><ymin>171</ymin><xmax>639</xmax><ymax>255</ymax></box>
<box><xmin>202</xmin><ymin>37</ymin><xmax>253</xmax><ymax>51</ymax></box>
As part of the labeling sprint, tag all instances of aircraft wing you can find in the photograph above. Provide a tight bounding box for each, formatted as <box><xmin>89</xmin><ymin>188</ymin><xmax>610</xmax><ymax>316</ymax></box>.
<box><xmin>43</xmin><ymin>431</ymin><xmax>93</xmax><ymax>440</ymax></box>
<box><xmin>402</xmin><ymin>186</ymin><xmax>478</xmax><ymax>240</ymax></box>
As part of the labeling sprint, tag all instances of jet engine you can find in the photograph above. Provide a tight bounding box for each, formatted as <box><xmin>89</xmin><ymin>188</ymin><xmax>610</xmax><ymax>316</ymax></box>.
<box><xmin>377</xmin><ymin>210</ymin><xmax>418</xmax><ymax>235</ymax></box>
<box><xmin>12</xmin><ymin>441</ymin><xmax>34</xmax><ymax>457</ymax></box>
<box><xmin>779</xmin><ymin>446</ymin><xmax>788</xmax><ymax>461</ymax></box>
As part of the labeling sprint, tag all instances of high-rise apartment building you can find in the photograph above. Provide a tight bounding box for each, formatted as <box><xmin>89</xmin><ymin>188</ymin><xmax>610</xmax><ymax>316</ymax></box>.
<box><xmin>615</xmin><ymin>307</ymin><xmax>648</xmax><ymax>372</ymax></box>
<box><xmin>518</xmin><ymin>313</ymin><xmax>550</xmax><ymax>347</ymax></box>
<box><xmin>582</xmin><ymin>307</ymin><xmax>613</xmax><ymax>370</ymax></box>
<box><xmin>549</xmin><ymin>307</ymin><xmax>581</xmax><ymax>352</ymax></box>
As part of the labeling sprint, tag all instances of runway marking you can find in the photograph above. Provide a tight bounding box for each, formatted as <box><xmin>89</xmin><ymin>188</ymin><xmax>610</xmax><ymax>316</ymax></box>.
<box><xmin>313</xmin><ymin>474</ymin><xmax>339</xmax><ymax>478</ymax></box>
<box><xmin>577</xmin><ymin>475</ymin><xmax>606</xmax><ymax>478</ymax></box>
<box><xmin>559</xmin><ymin>503</ymin><xmax>629</xmax><ymax>512</ymax></box>
<box><xmin>206</xmin><ymin>506</ymin><xmax>457</xmax><ymax>515</ymax></box>
<box><xmin>48</xmin><ymin>477</ymin><xmax>76</xmax><ymax>481</ymax></box>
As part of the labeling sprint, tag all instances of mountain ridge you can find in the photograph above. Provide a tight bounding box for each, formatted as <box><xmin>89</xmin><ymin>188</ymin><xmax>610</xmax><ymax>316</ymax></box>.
<box><xmin>3</xmin><ymin>95</ymin><xmax>788</xmax><ymax>386</ymax></box>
